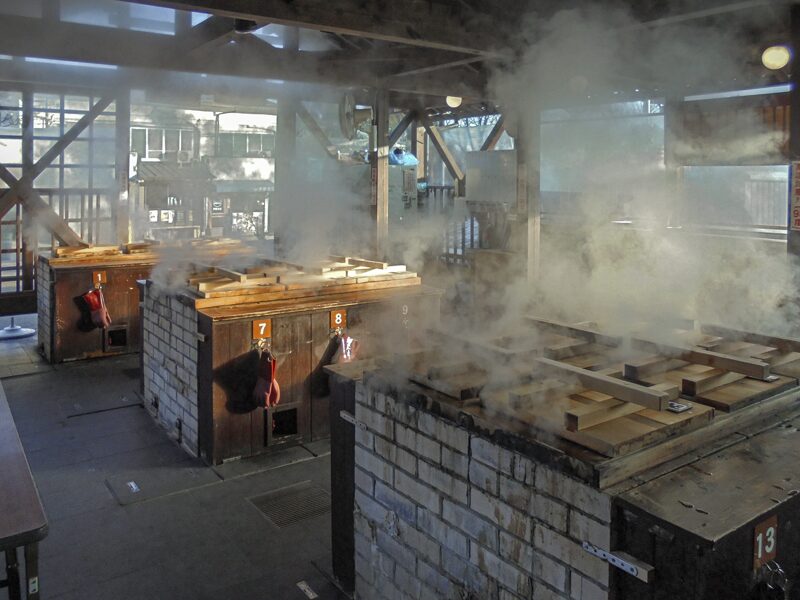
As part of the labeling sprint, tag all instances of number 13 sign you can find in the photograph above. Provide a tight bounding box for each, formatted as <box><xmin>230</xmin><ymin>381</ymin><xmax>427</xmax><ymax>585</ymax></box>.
<box><xmin>754</xmin><ymin>514</ymin><xmax>777</xmax><ymax>570</ymax></box>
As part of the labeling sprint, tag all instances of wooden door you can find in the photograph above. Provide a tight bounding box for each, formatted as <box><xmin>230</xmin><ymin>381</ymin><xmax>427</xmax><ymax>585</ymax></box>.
<box><xmin>272</xmin><ymin>314</ymin><xmax>312</xmax><ymax>441</ymax></box>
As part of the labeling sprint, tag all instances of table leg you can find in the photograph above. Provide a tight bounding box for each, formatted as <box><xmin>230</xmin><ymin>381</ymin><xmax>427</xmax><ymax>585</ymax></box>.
<box><xmin>23</xmin><ymin>543</ymin><xmax>38</xmax><ymax>600</ymax></box>
<box><xmin>4</xmin><ymin>548</ymin><xmax>21</xmax><ymax>600</ymax></box>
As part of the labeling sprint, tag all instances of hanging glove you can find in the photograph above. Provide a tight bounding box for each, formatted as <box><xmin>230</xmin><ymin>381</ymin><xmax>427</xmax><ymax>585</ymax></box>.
<box><xmin>339</xmin><ymin>334</ymin><xmax>360</xmax><ymax>363</ymax></box>
<box><xmin>81</xmin><ymin>288</ymin><xmax>111</xmax><ymax>329</ymax></box>
<box><xmin>253</xmin><ymin>349</ymin><xmax>281</xmax><ymax>408</ymax></box>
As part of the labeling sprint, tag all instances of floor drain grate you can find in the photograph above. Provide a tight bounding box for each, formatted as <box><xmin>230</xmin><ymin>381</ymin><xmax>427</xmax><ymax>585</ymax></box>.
<box><xmin>248</xmin><ymin>480</ymin><xmax>331</xmax><ymax>528</ymax></box>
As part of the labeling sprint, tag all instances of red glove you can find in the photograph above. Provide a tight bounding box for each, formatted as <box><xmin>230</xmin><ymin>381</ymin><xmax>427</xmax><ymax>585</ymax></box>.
<box><xmin>82</xmin><ymin>289</ymin><xmax>111</xmax><ymax>329</ymax></box>
<box><xmin>253</xmin><ymin>350</ymin><xmax>280</xmax><ymax>408</ymax></box>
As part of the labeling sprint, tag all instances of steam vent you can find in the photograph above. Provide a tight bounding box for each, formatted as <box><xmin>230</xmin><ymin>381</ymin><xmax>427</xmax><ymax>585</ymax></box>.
<box><xmin>2</xmin><ymin>2</ymin><xmax>800</xmax><ymax>600</ymax></box>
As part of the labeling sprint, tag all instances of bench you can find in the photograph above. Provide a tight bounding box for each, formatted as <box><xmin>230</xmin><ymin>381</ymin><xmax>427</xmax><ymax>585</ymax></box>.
<box><xmin>0</xmin><ymin>381</ymin><xmax>47</xmax><ymax>600</ymax></box>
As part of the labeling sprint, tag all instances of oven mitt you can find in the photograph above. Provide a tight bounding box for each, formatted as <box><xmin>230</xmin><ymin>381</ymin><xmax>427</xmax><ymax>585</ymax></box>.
<box><xmin>253</xmin><ymin>349</ymin><xmax>281</xmax><ymax>408</ymax></box>
<box><xmin>81</xmin><ymin>288</ymin><xmax>111</xmax><ymax>329</ymax></box>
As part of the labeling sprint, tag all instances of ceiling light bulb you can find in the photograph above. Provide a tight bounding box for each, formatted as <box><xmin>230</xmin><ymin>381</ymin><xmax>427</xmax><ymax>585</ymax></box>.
<box><xmin>445</xmin><ymin>96</ymin><xmax>462</xmax><ymax>108</ymax></box>
<box><xmin>762</xmin><ymin>45</ymin><xmax>791</xmax><ymax>70</ymax></box>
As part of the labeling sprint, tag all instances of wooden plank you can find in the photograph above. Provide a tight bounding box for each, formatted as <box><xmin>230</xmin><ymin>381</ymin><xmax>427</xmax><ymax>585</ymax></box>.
<box><xmin>388</xmin><ymin>111</ymin><xmax>416</xmax><ymax>147</ymax></box>
<box><xmin>596</xmin><ymin>385</ymin><xmax>800</xmax><ymax>488</ymax></box>
<box><xmin>480</xmin><ymin>115</ymin><xmax>506</xmax><ymax>151</ymax></box>
<box><xmin>543</xmin><ymin>339</ymin><xmax>594</xmax><ymax>360</ymax></box>
<box><xmin>347</xmin><ymin>258</ymin><xmax>390</xmax><ymax>270</ymax></box>
<box><xmin>536</xmin><ymin>357</ymin><xmax>670</xmax><ymax>411</ymax></box>
<box><xmin>700</xmin><ymin>323</ymin><xmax>800</xmax><ymax>354</ymax></box>
<box><xmin>632</xmin><ymin>338</ymin><xmax>771</xmax><ymax>379</ymax></box>
<box><xmin>296</xmin><ymin>102</ymin><xmax>339</xmax><ymax>159</ymax></box>
<box><xmin>623</xmin><ymin>356</ymin><xmax>689</xmax><ymax>380</ymax></box>
<box><xmin>526</xmin><ymin>317</ymin><xmax>622</xmax><ymax>348</ymax></box>
<box><xmin>410</xmin><ymin>369</ymin><xmax>486</xmax><ymax>401</ymax></box>
<box><xmin>695</xmin><ymin>375</ymin><xmax>797</xmax><ymax>412</ymax></box>
<box><xmin>565</xmin><ymin>400</ymin><xmax>644</xmax><ymax>431</ymax></box>
<box><xmin>53</xmin><ymin>245</ymin><xmax>120</xmax><ymax>257</ymax></box>
<box><xmin>681</xmin><ymin>369</ymin><xmax>746</xmax><ymax>396</ymax></box>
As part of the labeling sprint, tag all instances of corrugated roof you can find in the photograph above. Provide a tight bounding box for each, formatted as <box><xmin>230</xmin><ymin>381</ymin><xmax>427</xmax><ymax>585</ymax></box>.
<box><xmin>132</xmin><ymin>161</ymin><xmax>214</xmax><ymax>182</ymax></box>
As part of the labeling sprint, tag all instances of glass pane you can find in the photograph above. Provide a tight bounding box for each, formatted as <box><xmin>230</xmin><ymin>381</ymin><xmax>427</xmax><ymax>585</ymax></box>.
<box><xmin>33</xmin><ymin>93</ymin><xmax>61</xmax><ymax>110</ymax></box>
<box><xmin>93</xmin><ymin>168</ymin><xmax>115</xmax><ymax>188</ymax></box>
<box><xmin>218</xmin><ymin>133</ymin><xmax>232</xmax><ymax>156</ymax></box>
<box><xmin>0</xmin><ymin>138</ymin><xmax>22</xmax><ymax>164</ymax></box>
<box><xmin>180</xmin><ymin>130</ymin><xmax>193</xmax><ymax>152</ymax></box>
<box><xmin>92</xmin><ymin>123</ymin><xmax>115</xmax><ymax>140</ymax></box>
<box><xmin>33</xmin><ymin>139</ymin><xmax>60</xmax><ymax>163</ymax></box>
<box><xmin>64</xmin><ymin>96</ymin><xmax>90</xmax><ymax>111</ymax></box>
<box><xmin>34</xmin><ymin>167</ymin><xmax>59</xmax><ymax>188</ymax></box>
<box><xmin>248</xmin><ymin>134</ymin><xmax>262</xmax><ymax>154</ymax></box>
<box><xmin>232</xmin><ymin>134</ymin><xmax>246</xmax><ymax>156</ymax></box>
<box><xmin>92</xmin><ymin>141</ymin><xmax>116</xmax><ymax>164</ymax></box>
<box><xmin>63</xmin><ymin>140</ymin><xmax>89</xmax><ymax>165</ymax></box>
<box><xmin>131</xmin><ymin>129</ymin><xmax>146</xmax><ymax>156</ymax></box>
<box><xmin>33</xmin><ymin>112</ymin><xmax>61</xmax><ymax>135</ymax></box>
<box><xmin>147</xmin><ymin>129</ymin><xmax>163</xmax><ymax>152</ymax></box>
<box><xmin>64</xmin><ymin>167</ymin><xmax>89</xmax><ymax>188</ymax></box>
<box><xmin>262</xmin><ymin>133</ymin><xmax>275</xmax><ymax>152</ymax></box>
<box><xmin>165</xmin><ymin>129</ymin><xmax>179</xmax><ymax>152</ymax></box>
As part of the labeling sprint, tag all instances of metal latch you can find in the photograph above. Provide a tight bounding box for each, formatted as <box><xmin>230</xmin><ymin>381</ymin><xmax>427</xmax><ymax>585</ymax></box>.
<box><xmin>339</xmin><ymin>410</ymin><xmax>366</xmax><ymax>430</ymax></box>
<box><xmin>582</xmin><ymin>542</ymin><xmax>654</xmax><ymax>583</ymax></box>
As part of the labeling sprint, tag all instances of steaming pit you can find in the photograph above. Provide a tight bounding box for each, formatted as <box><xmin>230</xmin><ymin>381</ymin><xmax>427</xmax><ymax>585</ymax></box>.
<box><xmin>140</xmin><ymin>252</ymin><xmax>440</xmax><ymax>462</ymax></box>
<box><xmin>337</xmin><ymin>318</ymin><xmax>800</xmax><ymax>600</ymax></box>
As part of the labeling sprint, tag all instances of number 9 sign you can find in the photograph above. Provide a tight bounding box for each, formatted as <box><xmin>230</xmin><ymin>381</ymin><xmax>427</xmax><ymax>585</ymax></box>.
<box><xmin>330</xmin><ymin>310</ymin><xmax>346</xmax><ymax>329</ymax></box>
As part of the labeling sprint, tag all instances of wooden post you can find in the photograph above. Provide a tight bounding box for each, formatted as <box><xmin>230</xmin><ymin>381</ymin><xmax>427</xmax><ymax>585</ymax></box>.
<box><xmin>789</xmin><ymin>4</ymin><xmax>800</xmax><ymax>256</ymax></box>
<box><xmin>373</xmin><ymin>90</ymin><xmax>389</xmax><ymax>259</ymax></box>
<box><xmin>272</xmin><ymin>27</ymin><xmax>299</xmax><ymax>255</ymax></box>
<box><xmin>513</xmin><ymin>116</ymin><xmax>541</xmax><ymax>281</ymax></box>
<box><xmin>414</xmin><ymin>122</ymin><xmax>426</xmax><ymax>182</ymax></box>
<box><xmin>115</xmin><ymin>90</ymin><xmax>131</xmax><ymax>243</ymax></box>
<box><xmin>21</xmin><ymin>90</ymin><xmax>34</xmax><ymax>291</ymax></box>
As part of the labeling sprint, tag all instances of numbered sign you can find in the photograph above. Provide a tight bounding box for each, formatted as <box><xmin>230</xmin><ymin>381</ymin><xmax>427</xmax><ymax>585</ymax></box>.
<box><xmin>252</xmin><ymin>318</ymin><xmax>272</xmax><ymax>340</ymax></box>
<box><xmin>92</xmin><ymin>271</ymin><xmax>107</xmax><ymax>286</ymax></box>
<box><xmin>754</xmin><ymin>514</ymin><xmax>778</xmax><ymax>570</ymax></box>
<box><xmin>401</xmin><ymin>303</ymin><xmax>410</xmax><ymax>329</ymax></box>
<box><xmin>330</xmin><ymin>310</ymin><xmax>347</xmax><ymax>329</ymax></box>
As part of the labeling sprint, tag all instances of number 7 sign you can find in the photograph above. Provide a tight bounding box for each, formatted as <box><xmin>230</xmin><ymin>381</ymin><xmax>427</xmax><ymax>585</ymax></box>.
<box><xmin>754</xmin><ymin>514</ymin><xmax>778</xmax><ymax>570</ymax></box>
<box><xmin>252</xmin><ymin>319</ymin><xmax>272</xmax><ymax>340</ymax></box>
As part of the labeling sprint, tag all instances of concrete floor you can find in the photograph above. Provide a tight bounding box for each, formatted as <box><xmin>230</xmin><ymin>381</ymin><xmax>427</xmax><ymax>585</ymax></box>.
<box><xmin>1</xmin><ymin>336</ymin><xmax>345</xmax><ymax>600</ymax></box>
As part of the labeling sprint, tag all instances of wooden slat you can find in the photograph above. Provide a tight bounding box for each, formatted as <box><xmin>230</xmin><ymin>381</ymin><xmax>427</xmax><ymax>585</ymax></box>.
<box><xmin>632</xmin><ymin>338</ymin><xmax>771</xmax><ymax>379</ymax></box>
<box><xmin>565</xmin><ymin>399</ymin><xmax>644</xmax><ymax>431</ymax></box>
<box><xmin>700</xmin><ymin>323</ymin><xmax>800</xmax><ymax>354</ymax></box>
<box><xmin>681</xmin><ymin>370</ymin><xmax>746</xmax><ymax>396</ymax></box>
<box><xmin>536</xmin><ymin>357</ymin><xmax>670</xmax><ymax>411</ymax></box>
<box><xmin>526</xmin><ymin>317</ymin><xmax>622</xmax><ymax>347</ymax></box>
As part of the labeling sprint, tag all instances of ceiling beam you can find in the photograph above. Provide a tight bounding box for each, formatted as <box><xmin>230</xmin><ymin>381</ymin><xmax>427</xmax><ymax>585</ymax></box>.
<box><xmin>0</xmin><ymin>15</ymin><xmax>485</xmax><ymax>98</ymax></box>
<box><xmin>117</xmin><ymin>0</ymin><xmax>503</xmax><ymax>56</ymax></box>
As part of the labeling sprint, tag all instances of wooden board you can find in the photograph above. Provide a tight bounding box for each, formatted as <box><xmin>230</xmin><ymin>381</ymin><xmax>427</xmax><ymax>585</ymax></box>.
<box><xmin>536</xmin><ymin>357</ymin><xmax>671</xmax><ymax>411</ymax></box>
<box><xmin>695</xmin><ymin>375</ymin><xmax>797</xmax><ymax>412</ymax></box>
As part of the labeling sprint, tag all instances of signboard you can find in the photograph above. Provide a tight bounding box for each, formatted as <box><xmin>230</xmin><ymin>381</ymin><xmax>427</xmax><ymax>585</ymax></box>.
<box><xmin>754</xmin><ymin>514</ymin><xmax>778</xmax><ymax>570</ymax></box>
<box><xmin>92</xmin><ymin>271</ymin><xmax>107</xmax><ymax>286</ymax></box>
<box><xmin>330</xmin><ymin>310</ymin><xmax>347</xmax><ymax>329</ymax></box>
<box><xmin>791</xmin><ymin>161</ymin><xmax>800</xmax><ymax>231</ymax></box>
<box><xmin>252</xmin><ymin>319</ymin><xmax>272</xmax><ymax>340</ymax></box>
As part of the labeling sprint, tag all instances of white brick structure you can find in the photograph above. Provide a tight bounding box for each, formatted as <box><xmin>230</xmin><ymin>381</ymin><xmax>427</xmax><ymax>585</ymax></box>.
<box><xmin>141</xmin><ymin>283</ymin><xmax>200</xmax><ymax>456</ymax></box>
<box><xmin>354</xmin><ymin>379</ymin><xmax>611</xmax><ymax>600</ymax></box>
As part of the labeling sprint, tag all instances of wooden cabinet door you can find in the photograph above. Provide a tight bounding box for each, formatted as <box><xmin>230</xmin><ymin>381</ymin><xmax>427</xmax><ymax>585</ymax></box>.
<box><xmin>272</xmin><ymin>314</ymin><xmax>312</xmax><ymax>440</ymax></box>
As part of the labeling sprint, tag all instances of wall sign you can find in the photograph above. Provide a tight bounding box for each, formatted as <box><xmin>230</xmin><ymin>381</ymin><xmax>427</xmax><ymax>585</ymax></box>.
<box><xmin>330</xmin><ymin>309</ymin><xmax>347</xmax><ymax>329</ymax></box>
<box><xmin>92</xmin><ymin>271</ymin><xmax>107</xmax><ymax>286</ymax></box>
<box><xmin>754</xmin><ymin>514</ymin><xmax>778</xmax><ymax>570</ymax></box>
<box><xmin>791</xmin><ymin>161</ymin><xmax>800</xmax><ymax>231</ymax></box>
<box><xmin>252</xmin><ymin>318</ymin><xmax>272</xmax><ymax>340</ymax></box>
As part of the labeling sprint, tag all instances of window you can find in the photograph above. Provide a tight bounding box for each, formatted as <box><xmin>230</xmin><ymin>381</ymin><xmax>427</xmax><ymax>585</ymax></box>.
<box><xmin>130</xmin><ymin>127</ymin><xmax>194</xmax><ymax>160</ymax></box>
<box><xmin>216</xmin><ymin>132</ymin><xmax>274</xmax><ymax>157</ymax></box>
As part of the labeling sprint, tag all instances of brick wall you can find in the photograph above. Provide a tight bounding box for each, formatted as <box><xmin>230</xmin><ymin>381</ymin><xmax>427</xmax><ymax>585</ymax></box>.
<box><xmin>141</xmin><ymin>284</ymin><xmax>199</xmax><ymax>456</ymax></box>
<box><xmin>37</xmin><ymin>264</ymin><xmax>52</xmax><ymax>362</ymax></box>
<box><xmin>353</xmin><ymin>381</ymin><xmax>612</xmax><ymax>600</ymax></box>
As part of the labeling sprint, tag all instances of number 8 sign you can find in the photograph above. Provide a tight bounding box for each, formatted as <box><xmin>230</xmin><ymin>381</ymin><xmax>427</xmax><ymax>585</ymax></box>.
<box><xmin>330</xmin><ymin>310</ymin><xmax>346</xmax><ymax>329</ymax></box>
<box><xmin>754</xmin><ymin>514</ymin><xmax>778</xmax><ymax>570</ymax></box>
